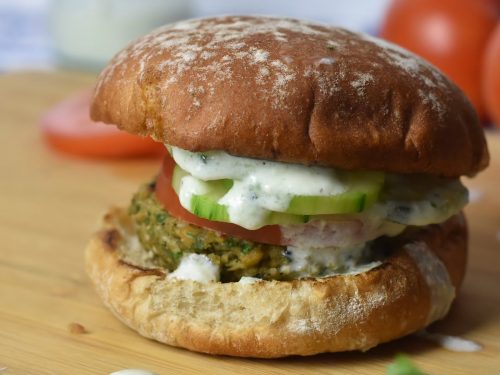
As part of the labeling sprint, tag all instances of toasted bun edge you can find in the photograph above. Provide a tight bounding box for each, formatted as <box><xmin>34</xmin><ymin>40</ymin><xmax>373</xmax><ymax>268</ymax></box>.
<box><xmin>85</xmin><ymin>208</ymin><xmax>467</xmax><ymax>357</ymax></box>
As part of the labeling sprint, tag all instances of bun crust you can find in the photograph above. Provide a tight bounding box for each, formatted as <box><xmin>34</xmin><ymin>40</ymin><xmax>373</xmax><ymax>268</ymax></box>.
<box><xmin>85</xmin><ymin>208</ymin><xmax>467</xmax><ymax>357</ymax></box>
<box><xmin>91</xmin><ymin>16</ymin><xmax>488</xmax><ymax>177</ymax></box>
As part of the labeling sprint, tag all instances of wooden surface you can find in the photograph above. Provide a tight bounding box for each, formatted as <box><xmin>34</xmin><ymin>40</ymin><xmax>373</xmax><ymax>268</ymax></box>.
<box><xmin>0</xmin><ymin>71</ymin><xmax>499</xmax><ymax>375</ymax></box>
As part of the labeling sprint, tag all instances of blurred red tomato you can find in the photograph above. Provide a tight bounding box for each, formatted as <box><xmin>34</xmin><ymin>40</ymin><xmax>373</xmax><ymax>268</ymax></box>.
<box><xmin>483</xmin><ymin>23</ymin><xmax>500</xmax><ymax>128</ymax></box>
<box><xmin>41</xmin><ymin>90</ymin><xmax>165</xmax><ymax>158</ymax></box>
<box><xmin>380</xmin><ymin>0</ymin><xmax>498</xmax><ymax>120</ymax></box>
<box><xmin>479</xmin><ymin>0</ymin><xmax>500</xmax><ymax>16</ymax></box>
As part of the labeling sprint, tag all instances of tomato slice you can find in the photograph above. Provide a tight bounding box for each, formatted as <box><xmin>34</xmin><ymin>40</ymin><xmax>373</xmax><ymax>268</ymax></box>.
<box><xmin>155</xmin><ymin>154</ymin><xmax>284</xmax><ymax>246</ymax></box>
<box><xmin>40</xmin><ymin>90</ymin><xmax>165</xmax><ymax>158</ymax></box>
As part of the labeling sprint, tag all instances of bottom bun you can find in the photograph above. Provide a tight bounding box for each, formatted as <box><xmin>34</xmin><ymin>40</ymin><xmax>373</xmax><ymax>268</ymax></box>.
<box><xmin>85</xmin><ymin>208</ymin><xmax>467</xmax><ymax>358</ymax></box>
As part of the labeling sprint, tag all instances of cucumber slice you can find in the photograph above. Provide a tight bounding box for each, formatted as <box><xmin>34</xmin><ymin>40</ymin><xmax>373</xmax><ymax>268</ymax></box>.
<box><xmin>190</xmin><ymin>194</ymin><xmax>309</xmax><ymax>225</ymax></box>
<box><xmin>173</xmin><ymin>165</ymin><xmax>232</xmax><ymax>221</ymax></box>
<box><xmin>172</xmin><ymin>166</ymin><xmax>384</xmax><ymax>219</ymax></box>
<box><xmin>286</xmin><ymin>192</ymin><xmax>365</xmax><ymax>215</ymax></box>
<box><xmin>171</xmin><ymin>164</ymin><xmax>187</xmax><ymax>195</ymax></box>
<box><xmin>191</xmin><ymin>194</ymin><xmax>230</xmax><ymax>221</ymax></box>
<box><xmin>285</xmin><ymin>171</ymin><xmax>384</xmax><ymax>215</ymax></box>
<box><xmin>267</xmin><ymin>211</ymin><xmax>310</xmax><ymax>225</ymax></box>
<box><xmin>172</xmin><ymin>166</ymin><xmax>309</xmax><ymax>225</ymax></box>
<box><xmin>172</xmin><ymin>165</ymin><xmax>233</xmax><ymax>196</ymax></box>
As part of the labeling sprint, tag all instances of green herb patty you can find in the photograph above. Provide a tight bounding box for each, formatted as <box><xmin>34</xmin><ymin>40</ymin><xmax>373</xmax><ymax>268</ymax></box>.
<box><xmin>129</xmin><ymin>181</ymin><xmax>289</xmax><ymax>282</ymax></box>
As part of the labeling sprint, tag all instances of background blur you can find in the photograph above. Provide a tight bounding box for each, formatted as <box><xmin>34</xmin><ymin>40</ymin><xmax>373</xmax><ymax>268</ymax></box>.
<box><xmin>1</xmin><ymin>0</ymin><xmax>498</xmax><ymax>127</ymax></box>
<box><xmin>0</xmin><ymin>0</ymin><xmax>391</xmax><ymax>72</ymax></box>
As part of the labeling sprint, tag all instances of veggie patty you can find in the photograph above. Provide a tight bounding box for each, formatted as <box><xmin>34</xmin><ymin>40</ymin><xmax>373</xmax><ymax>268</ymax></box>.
<box><xmin>129</xmin><ymin>181</ymin><xmax>288</xmax><ymax>282</ymax></box>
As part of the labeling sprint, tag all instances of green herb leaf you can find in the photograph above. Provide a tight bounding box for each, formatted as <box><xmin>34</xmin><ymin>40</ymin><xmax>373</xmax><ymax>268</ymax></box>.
<box><xmin>156</xmin><ymin>212</ymin><xmax>168</xmax><ymax>223</ymax></box>
<box><xmin>241</xmin><ymin>243</ymin><xmax>253</xmax><ymax>255</ymax></box>
<box><xmin>387</xmin><ymin>354</ymin><xmax>425</xmax><ymax>375</ymax></box>
<box><xmin>224</xmin><ymin>237</ymin><xmax>236</xmax><ymax>248</ymax></box>
<box><xmin>193</xmin><ymin>237</ymin><xmax>205</xmax><ymax>251</ymax></box>
<box><xmin>172</xmin><ymin>251</ymin><xmax>182</xmax><ymax>262</ymax></box>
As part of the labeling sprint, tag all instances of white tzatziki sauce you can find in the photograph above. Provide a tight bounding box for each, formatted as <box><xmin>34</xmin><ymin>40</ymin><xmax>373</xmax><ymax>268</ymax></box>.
<box><xmin>167</xmin><ymin>253</ymin><xmax>220</xmax><ymax>283</ymax></box>
<box><xmin>417</xmin><ymin>330</ymin><xmax>482</xmax><ymax>352</ymax></box>
<box><xmin>170</xmin><ymin>146</ymin><xmax>467</xmax><ymax>232</ymax></box>
<box><xmin>109</xmin><ymin>370</ymin><xmax>155</xmax><ymax>375</ymax></box>
<box><xmin>238</xmin><ymin>276</ymin><xmax>261</xmax><ymax>284</ymax></box>
<box><xmin>171</xmin><ymin>146</ymin><xmax>346</xmax><ymax>229</ymax></box>
<box><xmin>280</xmin><ymin>243</ymin><xmax>381</xmax><ymax>277</ymax></box>
<box><xmin>405</xmin><ymin>242</ymin><xmax>455</xmax><ymax>324</ymax></box>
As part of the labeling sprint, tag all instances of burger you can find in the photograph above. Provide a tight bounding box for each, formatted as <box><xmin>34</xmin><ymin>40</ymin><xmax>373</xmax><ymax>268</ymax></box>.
<box><xmin>85</xmin><ymin>16</ymin><xmax>489</xmax><ymax>357</ymax></box>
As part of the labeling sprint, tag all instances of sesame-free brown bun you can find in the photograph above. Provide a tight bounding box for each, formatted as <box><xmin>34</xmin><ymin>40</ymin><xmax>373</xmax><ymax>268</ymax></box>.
<box><xmin>91</xmin><ymin>16</ymin><xmax>488</xmax><ymax>177</ymax></box>
<box><xmin>85</xmin><ymin>208</ymin><xmax>467</xmax><ymax>358</ymax></box>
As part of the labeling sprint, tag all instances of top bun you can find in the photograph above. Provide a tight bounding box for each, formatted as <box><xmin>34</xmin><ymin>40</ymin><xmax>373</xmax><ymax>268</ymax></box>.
<box><xmin>91</xmin><ymin>16</ymin><xmax>488</xmax><ymax>177</ymax></box>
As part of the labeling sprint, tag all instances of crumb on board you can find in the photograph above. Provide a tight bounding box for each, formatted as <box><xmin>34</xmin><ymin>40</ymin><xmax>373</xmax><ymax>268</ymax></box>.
<box><xmin>68</xmin><ymin>322</ymin><xmax>88</xmax><ymax>334</ymax></box>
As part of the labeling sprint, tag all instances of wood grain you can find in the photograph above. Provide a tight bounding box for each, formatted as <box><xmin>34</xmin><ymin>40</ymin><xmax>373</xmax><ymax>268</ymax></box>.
<box><xmin>0</xmin><ymin>71</ymin><xmax>499</xmax><ymax>375</ymax></box>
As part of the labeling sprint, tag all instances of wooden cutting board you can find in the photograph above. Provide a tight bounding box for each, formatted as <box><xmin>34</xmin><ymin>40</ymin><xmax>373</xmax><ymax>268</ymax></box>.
<box><xmin>1</xmin><ymin>71</ymin><xmax>499</xmax><ymax>375</ymax></box>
